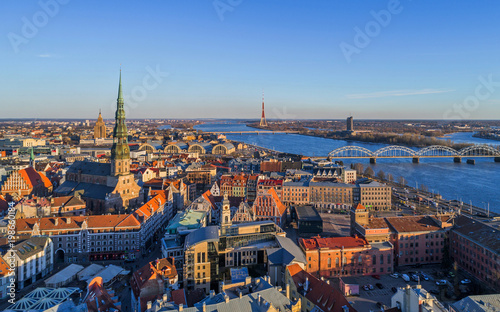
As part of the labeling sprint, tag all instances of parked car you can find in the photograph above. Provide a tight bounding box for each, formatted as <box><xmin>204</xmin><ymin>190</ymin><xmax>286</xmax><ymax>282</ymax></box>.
<box><xmin>411</xmin><ymin>274</ymin><xmax>420</xmax><ymax>282</ymax></box>
<box><xmin>372</xmin><ymin>275</ymin><xmax>381</xmax><ymax>280</ymax></box>
<box><xmin>363</xmin><ymin>285</ymin><xmax>370</xmax><ymax>291</ymax></box>
<box><xmin>390</xmin><ymin>273</ymin><xmax>399</xmax><ymax>278</ymax></box>
<box><xmin>447</xmin><ymin>271</ymin><xmax>456</xmax><ymax>278</ymax></box>
<box><xmin>402</xmin><ymin>274</ymin><xmax>410</xmax><ymax>282</ymax></box>
<box><xmin>461</xmin><ymin>279</ymin><xmax>471</xmax><ymax>284</ymax></box>
<box><xmin>391</xmin><ymin>287</ymin><xmax>397</xmax><ymax>293</ymax></box>
<box><xmin>376</xmin><ymin>302</ymin><xmax>384</xmax><ymax>308</ymax></box>
<box><xmin>420</xmin><ymin>273</ymin><xmax>430</xmax><ymax>281</ymax></box>
<box><xmin>429</xmin><ymin>289</ymin><xmax>440</xmax><ymax>295</ymax></box>
<box><xmin>376</xmin><ymin>283</ymin><xmax>384</xmax><ymax>289</ymax></box>
<box><xmin>368</xmin><ymin>284</ymin><xmax>374</xmax><ymax>290</ymax></box>
<box><xmin>436</xmin><ymin>280</ymin><xmax>447</xmax><ymax>286</ymax></box>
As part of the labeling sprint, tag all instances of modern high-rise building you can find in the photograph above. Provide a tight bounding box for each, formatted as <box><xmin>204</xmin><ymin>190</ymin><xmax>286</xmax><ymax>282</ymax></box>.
<box><xmin>347</xmin><ymin>116</ymin><xmax>354</xmax><ymax>132</ymax></box>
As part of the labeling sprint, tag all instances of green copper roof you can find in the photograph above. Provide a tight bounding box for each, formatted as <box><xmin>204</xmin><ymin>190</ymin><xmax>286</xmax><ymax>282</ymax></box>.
<box><xmin>117</xmin><ymin>69</ymin><xmax>123</xmax><ymax>103</ymax></box>
<box><xmin>111</xmin><ymin>69</ymin><xmax>130</xmax><ymax>161</ymax></box>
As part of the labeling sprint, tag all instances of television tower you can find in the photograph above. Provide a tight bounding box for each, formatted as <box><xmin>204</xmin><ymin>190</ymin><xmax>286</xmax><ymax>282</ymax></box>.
<box><xmin>259</xmin><ymin>92</ymin><xmax>267</xmax><ymax>127</ymax></box>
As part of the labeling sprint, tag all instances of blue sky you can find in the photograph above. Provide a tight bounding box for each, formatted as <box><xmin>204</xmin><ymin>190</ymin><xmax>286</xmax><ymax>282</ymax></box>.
<box><xmin>1</xmin><ymin>0</ymin><xmax>500</xmax><ymax>119</ymax></box>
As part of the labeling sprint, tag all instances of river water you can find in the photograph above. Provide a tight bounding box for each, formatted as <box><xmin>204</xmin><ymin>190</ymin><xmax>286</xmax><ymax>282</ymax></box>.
<box><xmin>194</xmin><ymin>121</ymin><xmax>499</xmax><ymax>214</ymax></box>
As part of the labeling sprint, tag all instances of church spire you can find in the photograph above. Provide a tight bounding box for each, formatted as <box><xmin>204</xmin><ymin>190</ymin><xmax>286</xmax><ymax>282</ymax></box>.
<box><xmin>117</xmin><ymin>69</ymin><xmax>123</xmax><ymax>104</ymax></box>
<box><xmin>111</xmin><ymin>69</ymin><xmax>130</xmax><ymax>175</ymax></box>
<box><xmin>29</xmin><ymin>147</ymin><xmax>35</xmax><ymax>168</ymax></box>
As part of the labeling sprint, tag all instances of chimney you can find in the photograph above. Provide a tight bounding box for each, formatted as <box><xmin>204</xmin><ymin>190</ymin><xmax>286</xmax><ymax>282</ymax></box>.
<box><xmin>147</xmin><ymin>301</ymin><xmax>152</xmax><ymax>309</ymax></box>
<box><xmin>54</xmin><ymin>218</ymin><xmax>58</xmax><ymax>226</ymax></box>
<box><xmin>66</xmin><ymin>217</ymin><xmax>71</xmax><ymax>224</ymax></box>
<box><xmin>239</xmin><ymin>291</ymin><xmax>243</xmax><ymax>299</ymax></box>
<box><xmin>224</xmin><ymin>295</ymin><xmax>229</xmax><ymax>303</ymax></box>
<box><xmin>179</xmin><ymin>303</ymin><xmax>183</xmax><ymax>311</ymax></box>
<box><xmin>258</xmin><ymin>294</ymin><xmax>261</xmax><ymax>305</ymax></box>
<box><xmin>163</xmin><ymin>294</ymin><xmax>168</xmax><ymax>302</ymax></box>
<box><xmin>209</xmin><ymin>290</ymin><xmax>215</xmax><ymax>298</ymax></box>
<box><xmin>202</xmin><ymin>302</ymin><xmax>206</xmax><ymax>312</ymax></box>
<box><xmin>286</xmin><ymin>283</ymin><xmax>290</xmax><ymax>299</ymax></box>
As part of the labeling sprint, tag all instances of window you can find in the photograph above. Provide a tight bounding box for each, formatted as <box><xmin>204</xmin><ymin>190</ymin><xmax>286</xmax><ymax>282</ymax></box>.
<box><xmin>372</xmin><ymin>255</ymin><xmax>376</xmax><ymax>265</ymax></box>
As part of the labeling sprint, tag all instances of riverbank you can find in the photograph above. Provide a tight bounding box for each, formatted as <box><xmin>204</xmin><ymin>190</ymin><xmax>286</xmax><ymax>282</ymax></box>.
<box><xmin>247</xmin><ymin>123</ymin><xmax>472</xmax><ymax>150</ymax></box>
<box><xmin>473</xmin><ymin>132</ymin><xmax>500</xmax><ymax>142</ymax></box>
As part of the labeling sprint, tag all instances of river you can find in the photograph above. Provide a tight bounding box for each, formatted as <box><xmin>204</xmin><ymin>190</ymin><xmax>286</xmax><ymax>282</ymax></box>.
<box><xmin>194</xmin><ymin>121</ymin><xmax>499</xmax><ymax>214</ymax></box>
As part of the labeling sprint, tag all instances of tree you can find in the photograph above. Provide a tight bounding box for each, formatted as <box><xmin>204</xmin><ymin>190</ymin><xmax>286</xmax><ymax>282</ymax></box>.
<box><xmin>419</xmin><ymin>184</ymin><xmax>428</xmax><ymax>193</ymax></box>
<box><xmin>353</xmin><ymin>163</ymin><xmax>364</xmax><ymax>175</ymax></box>
<box><xmin>376</xmin><ymin>170</ymin><xmax>386</xmax><ymax>181</ymax></box>
<box><xmin>398</xmin><ymin>176</ymin><xmax>407</xmax><ymax>186</ymax></box>
<box><xmin>364</xmin><ymin>167</ymin><xmax>375</xmax><ymax>177</ymax></box>
<box><xmin>387</xmin><ymin>173</ymin><xmax>394</xmax><ymax>183</ymax></box>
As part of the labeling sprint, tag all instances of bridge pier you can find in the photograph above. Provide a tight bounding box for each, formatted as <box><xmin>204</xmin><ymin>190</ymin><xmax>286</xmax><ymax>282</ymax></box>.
<box><xmin>370</xmin><ymin>158</ymin><xmax>377</xmax><ymax>164</ymax></box>
<box><xmin>412</xmin><ymin>157</ymin><xmax>420</xmax><ymax>164</ymax></box>
<box><xmin>495</xmin><ymin>157</ymin><xmax>500</xmax><ymax>163</ymax></box>
<box><xmin>466</xmin><ymin>159</ymin><xmax>475</xmax><ymax>165</ymax></box>
<box><xmin>453</xmin><ymin>157</ymin><xmax>462</xmax><ymax>163</ymax></box>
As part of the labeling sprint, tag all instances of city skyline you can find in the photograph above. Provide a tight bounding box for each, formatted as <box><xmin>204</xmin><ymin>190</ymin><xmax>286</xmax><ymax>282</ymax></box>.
<box><xmin>2</xmin><ymin>0</ymin><xmax>500</xmax><ymax>119</ymax></box>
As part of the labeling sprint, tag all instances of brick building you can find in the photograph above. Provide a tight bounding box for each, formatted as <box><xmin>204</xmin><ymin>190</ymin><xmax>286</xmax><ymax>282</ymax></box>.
<box><xmin>252</xmin><ymin>188</ymin><xmax>287</xmax><ymax>228</ymax></box>
<box><xmin>299</xmin><ymin>236</ymin><xmax>394</xmax><ymax>278</ymax></box>
<box><xmin>1</xmin><ymin>167</ymin><xmax>52</xmax><ymax>198</ymax></box>
<box><xmin>450</xmin><ymin>215</ymin><xmax>500</xmax><ymax>292</ymax></box>
<box><xmin>131</xmin><ymin>257</ymin><xmax>178</xmax><ymax>312</ymax></box>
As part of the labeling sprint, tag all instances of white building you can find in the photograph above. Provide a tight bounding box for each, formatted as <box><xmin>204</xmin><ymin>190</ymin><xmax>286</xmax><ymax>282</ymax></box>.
<box><xmin>11</xmin><ymin>236</ymin><xmax>53</xmax><ymax>289</ymax></box>
<box><xmin>391</xmin><ymin>284</ymin><xmax>447</xmax><ymax>312</ymax></box>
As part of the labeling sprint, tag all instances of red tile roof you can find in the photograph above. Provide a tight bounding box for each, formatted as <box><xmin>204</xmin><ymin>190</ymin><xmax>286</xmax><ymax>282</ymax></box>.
<box><xmin>171</xmin><ymin>289</ymin><xmax>187</xmax><ymax>306</ymax></box>
<box><xmin>16</xmin><ymin>214</ymin><xmax>141</xmax><ymax>233</ymax></box>
<box><xmin>354</xmin><ymin>203</ymin><xmax>365</xmax><ymax>210</ymax></box>
<box><xmin>300</xmin><ymin>236</ymin><xmax>369</xmax><ymax>251</ymax></box>
<box><xmin>85</xmin><ymin>276</ymin><xmax>120</xmax><ymax>312</ymax></box>
<box><xmin>133</xmin><ymin>193</ymin><xmax>167</xmax><ymax>222</ymax></box>
<box><xmin>287</xmin><ymin>264</ymin><xmax>356</xmax><ymax>312</ymax></box>
<box><xmin>0</xmin><ymin>255</ymin><xmax>9</xmax><ymax>278</ymax></box>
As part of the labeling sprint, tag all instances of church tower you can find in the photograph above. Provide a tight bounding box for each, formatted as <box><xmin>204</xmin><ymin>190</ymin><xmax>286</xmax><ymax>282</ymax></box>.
<box><xmin>93</xmin><ymin>109</ymin><xmax>106</xmax><ymax>139</ymax></box>
<box><xmin>110</xmin><ymin>70</ymin><xmax>131</xmax><ymax>176</ymax></box>
<box><xmin>221</xmin><ymin>192</ymin><xmax>232</xmax><ymax>227</ymax></box>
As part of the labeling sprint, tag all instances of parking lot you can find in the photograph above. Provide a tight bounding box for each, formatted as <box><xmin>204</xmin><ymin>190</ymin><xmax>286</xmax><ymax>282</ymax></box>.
<box><xmin>329</xmin><ymin>265</ymin><xmax>466</xmax><ymax>311</ymax></box>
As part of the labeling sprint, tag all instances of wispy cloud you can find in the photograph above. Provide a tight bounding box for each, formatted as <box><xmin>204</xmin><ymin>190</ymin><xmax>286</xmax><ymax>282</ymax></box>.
<box><xmin>38</xmin><ymin>54</ymin><xmax>54</xmax><ymax>58</ymax></box>
<box><xmin>346</xmin><ymin>89</ymin><xmax>455</xmax><ymax>99</ymax></box>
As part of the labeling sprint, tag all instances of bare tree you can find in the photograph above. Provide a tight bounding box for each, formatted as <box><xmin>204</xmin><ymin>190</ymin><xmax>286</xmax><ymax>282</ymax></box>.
<box><xmin>398</xmin><ymin>176</ymin><xmax>407</xmax><ymax>186</ymax></box>
<box><xmin>364</xmin><ymin>167</ymin><xmax>375</xmax><ymax>177</ymax></box>
<box><xmin>419</xmin><ymin>184</ymin><xmax>428</xmax><ymax>192</ymax></box>
<box><xmin>353</xmin><ymin>163</ymin><xmax>364</xmax><ymax>175</ymax></box>
<box><xmin>376</xmin><ymin>170</ymin><xmax>386</xmax><ymax>181</ymax></box>
<box><xmin>387</xmin><ymin>173</ymin><xmax>394</xmax><ymax>183</ymax></box>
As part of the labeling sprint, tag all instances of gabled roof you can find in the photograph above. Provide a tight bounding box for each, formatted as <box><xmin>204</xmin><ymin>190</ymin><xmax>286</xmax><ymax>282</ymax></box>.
<box><xmin>287</xmin><ymin>264</ymin><xmax>356</xmax><ymax>312</ymax></box>
<box><xmin>0</xmin><ymin>255</ymin><xmax>10</xmax><ymax>277</ymax></box>
<box><xmin>133</xmin><ymin>192</ymin><xmax>167</xmax><ymax>222</ymax></box>
<box><xmin>268</xmin><ymin>188</ymin><xmax>286</xmax><ymax>215</ymax></box>
<box><xmin>67</xmin><ymin>161</ymin><xmax>111</xmax><ymax>176</ymax></box>
<box><xmin>84</xmin><ymin>276</ymin><xmax>120</xmax><ymax>312</ymax></box>
<box><xmin>18</xmin><ymin>167</ymin><xmax>45</xmax><ymax>189</ymax></box>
